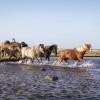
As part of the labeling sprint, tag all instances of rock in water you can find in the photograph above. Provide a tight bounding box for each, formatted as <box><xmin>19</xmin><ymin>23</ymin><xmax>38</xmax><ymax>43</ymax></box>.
<box><xmin>44</xmin><ymin>75</ymin><xmax>58</xmax><ymax>81</ymax></box>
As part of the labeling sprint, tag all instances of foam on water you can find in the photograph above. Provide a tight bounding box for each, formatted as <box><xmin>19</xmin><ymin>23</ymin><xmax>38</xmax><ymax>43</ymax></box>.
<box><xmin>52</xmin><ymin>60</ymin><xmax>95</xmax><ymax>68</ymax></box>
<box><xmin>15</xmin><ymin>58</ymin><xmax>95</xmax><ymax>68</ymax></box>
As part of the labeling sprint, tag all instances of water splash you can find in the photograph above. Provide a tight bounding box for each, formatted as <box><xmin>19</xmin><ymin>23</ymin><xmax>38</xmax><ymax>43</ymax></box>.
<box><xmin>78</xmin><ymin>61</ymin><xmax>94</xmax><ymax>67</ymax></box>
<box><xmin>16</xmin><ymin>58</ymin><xmax>95</xmax><ymax>68</ymax></box>
<box><xmin>52</xmin><ymin>60</ymin><xmax>95</xmax><ymax>68</ymax></box>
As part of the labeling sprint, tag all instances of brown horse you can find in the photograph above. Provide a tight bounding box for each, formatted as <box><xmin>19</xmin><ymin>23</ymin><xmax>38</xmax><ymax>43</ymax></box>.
<box><xmin>1</xmin><ymin>44</ymin><xmax>20</xmax><ymax>59</ymax></box>
<box><xmin>53</xmin><ymin>43</ymin><xmax>91</xmax><ymax>65</ymax></box>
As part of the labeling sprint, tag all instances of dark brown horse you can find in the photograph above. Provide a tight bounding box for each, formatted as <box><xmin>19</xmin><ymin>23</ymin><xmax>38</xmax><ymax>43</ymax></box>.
<box><xmin>53</xmin><ymin>44</ymin><xmax>91</xmax><ymax>65</ymax></box>
<box><xmin>40</xmin><ymin>44</ymin><xmax>57</xmax><ymax>61</ymax></box>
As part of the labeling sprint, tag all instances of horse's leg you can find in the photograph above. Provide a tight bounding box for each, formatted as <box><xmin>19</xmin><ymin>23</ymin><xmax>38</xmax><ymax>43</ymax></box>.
<box><xmin>64</xmin><ymin>59</ymin><xmax>69</xmax><ymax>64</ymax></box>
<box><xmin>53</xmin><ymin>57</ymin><xmax>63</xmax><ymax>65</ymax></box>
<box><xmin>75</xmin><ymin>60</ymin><xmax>80</xmax><ymax>66</ymax></box>
<box><xmin>12</xmin><ymin>52</ymin><xmax>17</xmax><ymax>60</ymax></box>
<box><xmin>75</xmin><ymin>57</ymin><xmax>83</xmax><ymax>66</ymax></box>
<box><xmin>9</xmin><ymin>54</ymin><xmax>12</xmax><ymax>61</ymax></box>
<box><xmin>30</xmin><ymin>57</ymin><xmax>35</xmax><ymax>64</ymax></box>
<box><xmin>47</xmin><ymin>56</ymin><xmax>50</xmax><ymax>61</ymax></box>
<box><xmin>36</xmin><ymin>57</ymin><xmax>43</xmax><ymax>64</ymax></box>
<box><xmin>29</xmin><ymin>58</ymin><xmax>33</xmax><ymax>64</ymax></box>
<box><xmin>22</xmin><ymin>58</ymin><xmax>25</xmax><ymax>63</ymax></box>
<box><xmin>38</xmin><ymin>56</ymin><xmax>42</xmax><ymax>62</ymax></box>
<box><xmin>40</xmin><ymin>57</ymin><xmax>43</xmax><ymax>63</ymax></box>
<box><xmin>32</xmin><ymin>57</ymin><xmax>35</xmax><ymax>64</ymax></box>
<box><xmin>57</xmin><ymin>59</ymin><xmax>63</xmax><ymax>65</ymax></box>
<box><xmin>1</xmin><ymin>50</ymin><xmax>4</xmax><ymax>58</ymax></box>
<box><xmin>35</xmin><ymin>57</ymin><xmax>40</xmax><ymax>63</ymax></box>
<box><xmin>0</xmin><ymin>51</ymin><xmax>2</xmax><ymax>59</ymax></box>
<box><xmin>45</xmin><ymin>55</ymin><xmax>49</xmax><ymax>62</ymax></box>
<box><xmin>52</xmin><ymin>57</ymin><xmax>60</xmax><ymax>65</ymax></box>
<box><xmin>0</xmin><ymin>51</ymin><xmax>1</xmax><ymax>59</ymax></box>
<box><xmin>22</xmin><ymin>57</ymin><xmax>26</xmax><ymax>63</ymax></box>
<box><xmin>24</xmin><ymin>57</ymin><xmax>29</xmax><ymax>63</ymax></box>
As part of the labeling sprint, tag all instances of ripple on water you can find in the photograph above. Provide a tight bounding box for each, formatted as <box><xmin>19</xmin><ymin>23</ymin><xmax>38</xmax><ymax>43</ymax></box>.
<box><xmin>0</xmin><ymin>57</ymin><xmax>100</xmax><ymax>99</ymax></box>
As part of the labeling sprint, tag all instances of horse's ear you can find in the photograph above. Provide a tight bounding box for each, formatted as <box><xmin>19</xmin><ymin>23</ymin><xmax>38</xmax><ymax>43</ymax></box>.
<box><xmin>39</xmin><ymin>44</ymin><xmax>42</xmax><ymax>46</ymax></box>
<box><xmin>88</xmin><ymin>44</ymin><xmax>91</xmax><ymax>48</ymax></box>
<box><xmin>85</xmin><ymin>43</ymin><xmax>91</xmax><ymax>49</ymax></box>
<box><xmin>39</xmin><ymin>44</ymin><xmax>44</xmax><ymax>47</ymax></box>
<box><xmin>83</xmin><ymin>43</ymin><xmax>87</xmax><ymax>46</ymax></box>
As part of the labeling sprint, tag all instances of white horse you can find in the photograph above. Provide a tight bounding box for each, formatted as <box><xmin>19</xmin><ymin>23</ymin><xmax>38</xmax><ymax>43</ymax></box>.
<box><xmin>21</xmin><ymin>44</ymin><xmax>45</xmax><ymax>63</ymax></box>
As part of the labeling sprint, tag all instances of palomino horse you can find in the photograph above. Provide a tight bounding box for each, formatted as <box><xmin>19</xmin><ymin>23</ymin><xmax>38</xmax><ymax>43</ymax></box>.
<box><xmin>53</xmin><ymin>43</ymin><xmax>91</xmax><ymax>65</ymax></box>
<box><xmin>40</xmin><ymin>44</ymin><xmax>57</xmax><ymax>61</ymax></box>
<box><xmin>21</xmin><ymin>44</ymin><xmax>45</xmax><ymax>63</ymax></box>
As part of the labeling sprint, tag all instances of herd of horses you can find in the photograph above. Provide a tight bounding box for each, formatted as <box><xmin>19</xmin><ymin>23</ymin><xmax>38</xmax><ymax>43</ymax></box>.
<box><xmin>0</xmin><ymin>39</ymin><xmax>91</xmax><ymax>66</ymax></box>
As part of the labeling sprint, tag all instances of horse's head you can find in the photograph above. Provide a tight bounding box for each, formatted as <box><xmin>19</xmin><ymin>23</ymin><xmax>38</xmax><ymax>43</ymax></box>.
<box><xmin>39</xmin><ymin>44</ymin><xmax>45</xmax><ymax>54</ymax></box>
<box><xmin>9</xmin><ymin>45</ymin><xmax>20</xmax><ymax>52</ymax></box>
<box><xmin>80</xmin><ymin>43</ymin><xmax>91</xmax><ymax>52</ymax></box>
<box><xmin>76</xmin><ymin>43</ymin><xmax>91</xmax><ymax>53</ymax></box>
<box><xmin>21</xmin><ymin>42</ymin><xmax>28</xmax><ymax>48</ymax></box>
<box><xmin>4</xmin><ymin>40</ymin><xmax>10</xmax><ymax>45</ymax></box>
<box><xmin>11</xmin><ymin>38</ymin><xmax>16</xmax><ymax>42</ymax></box>
<box><xmin>45</xmin><ymin>44</ymin><xmax>57</xmax><ymax>56</ymax></box>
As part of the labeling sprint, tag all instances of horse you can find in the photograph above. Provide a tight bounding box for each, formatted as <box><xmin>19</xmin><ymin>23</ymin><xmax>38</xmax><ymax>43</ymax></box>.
<box><xmin>0</xmin><ymin>41</ymin><xmax>11</xmax><ymax>58</ymax></box>
<box><xmin>1</xmin><ymin>44</ymin><xmax>20</xmax><ymax>60</ymax></box>
<box><xmin>21</xmin><ymin>42</ymin><xmax>28</xmax><ymax>48</ymax></box>
<box><xmin>53</xmin><ymin>43</ymin><xmax>91</xmax><ymax>66</ymax></box>
<box><xmin>10</xmin><ymin>41</ymin><xmax>28</xmax><ymax>53</ymax></box>
<box><xmin>40</xmin><ymin>44</ymin><xmax>57</xmax><ymax>61</ymax></box>
<box><xmin>0</xmin><ymin>40</ymin><xmax>28</xmax><ymax>59</ymax></box>
<box><xmin>21</xmin><ymin>44</ymin><xmax>45</xmax><ymax>63</ymax></box>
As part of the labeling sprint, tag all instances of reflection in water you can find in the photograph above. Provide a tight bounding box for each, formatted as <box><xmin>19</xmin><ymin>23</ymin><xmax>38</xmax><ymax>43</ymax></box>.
<box><xmin>0</xmin><ymin>57</ymin><xmax>100</xmax><ymax>99</ymax></box>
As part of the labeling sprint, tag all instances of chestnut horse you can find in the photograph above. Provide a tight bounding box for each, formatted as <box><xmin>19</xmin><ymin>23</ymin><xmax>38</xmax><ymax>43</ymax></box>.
<box><xmin>53</xmin><ymin>43</ymin><xmax>91</xmax><ymax>65</ymax></box>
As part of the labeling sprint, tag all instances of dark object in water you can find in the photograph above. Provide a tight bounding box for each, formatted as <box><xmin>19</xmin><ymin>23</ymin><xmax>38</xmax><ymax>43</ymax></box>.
<box><xmin>44</xmin><ymin>75</ymin><xmax>58</xmax><ymax>81</ymax></box>
<box><xmin>41</xmin><ymin>68</ymin><xmax>46</xmax><ymax>71</ymax></box>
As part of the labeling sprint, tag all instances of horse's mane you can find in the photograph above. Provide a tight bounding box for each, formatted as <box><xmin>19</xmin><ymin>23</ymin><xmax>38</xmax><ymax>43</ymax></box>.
<box><xmin>4</xmin><ymin>40</ymin><xmax>10</xmax><ymax>45</ymax></box>
<box><xmin>45</xmin><ymin>44</ymin><xmax>57</xmax><ymax>56</ymax></box>
<box><xmin>46</xmin><ymin>44</ymin><xmax>57</xmax><ymax>50</ymax></box>
<box><xmin>21</xmin><ymin>42</ymin><xmax>28</xmax><ymax>47</ymax></box>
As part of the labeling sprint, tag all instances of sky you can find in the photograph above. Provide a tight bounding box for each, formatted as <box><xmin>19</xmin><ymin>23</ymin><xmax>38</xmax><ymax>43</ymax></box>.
<box><xmin>0</xmin><ymin>0</ymin><xmax>100</xmax><ymax>49</ymax></box>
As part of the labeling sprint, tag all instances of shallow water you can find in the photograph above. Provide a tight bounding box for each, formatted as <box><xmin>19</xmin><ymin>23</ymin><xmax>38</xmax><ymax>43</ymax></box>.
<box><xmin>0</xmin><ymin>57</ymin><xmax>100</xmax><ymax>100</ymax></box>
